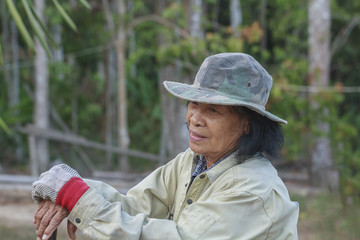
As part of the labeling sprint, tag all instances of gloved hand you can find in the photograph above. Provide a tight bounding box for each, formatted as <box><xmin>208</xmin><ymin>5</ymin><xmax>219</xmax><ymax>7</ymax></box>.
<box><xmin>32</xmin><ymin>164</ymin><xmax>81</xmax><ymax>203</ymax></box>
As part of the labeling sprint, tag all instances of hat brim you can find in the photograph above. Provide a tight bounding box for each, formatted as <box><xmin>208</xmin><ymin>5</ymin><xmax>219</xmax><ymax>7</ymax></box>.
<box><xmin>163</xmin><ymin>81</ymin><xmax>287</xmax><ymax>124</ymax></box>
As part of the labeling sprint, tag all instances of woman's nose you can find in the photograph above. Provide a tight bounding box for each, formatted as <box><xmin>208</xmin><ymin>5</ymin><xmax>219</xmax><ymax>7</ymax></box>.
<box><xmin>189</xmin><ymin>110</ymin><xmax>205</xmax><ymax>127</ymax></box>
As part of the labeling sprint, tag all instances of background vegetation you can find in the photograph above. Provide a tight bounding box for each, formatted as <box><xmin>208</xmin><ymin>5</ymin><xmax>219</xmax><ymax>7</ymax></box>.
<box><xmin>0</xmin><ymin>1</ymin><xmax>360</xmax><ymax>238</ymax></box>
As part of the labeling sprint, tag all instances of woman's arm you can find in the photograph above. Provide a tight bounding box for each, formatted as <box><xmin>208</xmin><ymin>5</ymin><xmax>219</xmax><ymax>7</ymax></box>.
<box><xmin>67</xmin><ymin>186</ymin><xmax>298</xmax><ymax>240</ymax></box>
<box><xmin>32</xmin><ymin>150</ymin><xmax>191</xmax><ymax>239</ymax></box>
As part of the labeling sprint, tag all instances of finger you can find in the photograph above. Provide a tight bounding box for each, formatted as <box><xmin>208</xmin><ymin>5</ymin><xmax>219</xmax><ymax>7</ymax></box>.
<box><xmin>67</xmin><ymin>221</ymin><xmax>78</xmax><ymax>240</ymax></box>
<box><xmin>34</xmin><ymin>200</ymin><xmax>46</xmax><ymax>224</ymax></box>
<box><xmin>34</xmin><ymin>201</ymin><xmax>51</xmax><ymax>227</ymax></box>
<box><xmin>41</xmin><ymin>207</ymin><xmax>69</xmax><ymax>240</ymax></box>
<box><xmin>36</xmin><ymin>205</ymin><xmax>58</xmax><ymax>238</ymax></box>
<box><xmin>35</xmin><ymin>201</ymin><xmax>55</xmax><ymax>231</ymax></box>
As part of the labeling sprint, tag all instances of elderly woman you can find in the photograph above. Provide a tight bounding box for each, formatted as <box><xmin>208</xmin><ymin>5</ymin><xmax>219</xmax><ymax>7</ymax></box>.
<box><xmin>33</xmin><ymin>53</ymin><xmax>299</xmax><ymax>240</ymax></box>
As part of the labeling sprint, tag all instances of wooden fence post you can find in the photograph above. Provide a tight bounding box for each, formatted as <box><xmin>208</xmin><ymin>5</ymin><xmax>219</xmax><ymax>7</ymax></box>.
<box><xmin>29</xmin><ymin>134</ymin><xmax>39</xmax><ymax>176</ymax></box>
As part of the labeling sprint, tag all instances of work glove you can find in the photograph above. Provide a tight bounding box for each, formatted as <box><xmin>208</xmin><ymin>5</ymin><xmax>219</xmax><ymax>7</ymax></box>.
<box><xmin>32</xmin><ymin>164</ymin><xmax>81</xmax><ymax>203</ymax></box>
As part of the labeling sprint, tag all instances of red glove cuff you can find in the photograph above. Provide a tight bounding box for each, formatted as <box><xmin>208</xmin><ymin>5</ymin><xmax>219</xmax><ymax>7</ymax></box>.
<box><xmin>56</xmin><ymin>177</ymin><xmax>90</xmax><ymax>212</ymax></box>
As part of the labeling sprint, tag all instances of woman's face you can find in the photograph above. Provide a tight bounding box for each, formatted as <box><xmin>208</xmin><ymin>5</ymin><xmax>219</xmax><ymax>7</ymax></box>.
<box><xmin>186</xmin><ymin>102</ymin><xmax>249</xmax><ymax>165</ymax></box>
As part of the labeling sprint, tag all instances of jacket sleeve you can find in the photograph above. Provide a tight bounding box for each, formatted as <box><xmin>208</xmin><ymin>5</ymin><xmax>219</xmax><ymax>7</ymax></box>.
<box><xmin>83</xmin><ymin>179</ymin><xmax>125</xmax><ymax>202</ymax></box>
<box><xmin>82</xmin><ymin>164</ymin><xmax>177</xmax><ymax>219</ymax></box>
<box><xmin>67</xmin><ymin>187</ymin><xmax>183</xmax><ymax>240</ymax></box>
<box><xmin>68</xmin><ymin>151</ymin><xmax>188</xmax><ymax>240</ymax></box>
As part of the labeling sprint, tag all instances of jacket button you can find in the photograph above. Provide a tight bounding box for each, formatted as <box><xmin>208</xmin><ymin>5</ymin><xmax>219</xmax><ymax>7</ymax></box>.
<box><xmin>75</xmin><ymin>218</ymin><xmax>81</xmax><ymax>223</ymax></box>
<box><xmin>187</xmin><ymin>199</ymin><xmax>193</xmax><ymax>204</ymax></box>
<box><xmin>199</xmin><ymin>174</ymin><xmax>205</xmax><ymax>179</ymax></box>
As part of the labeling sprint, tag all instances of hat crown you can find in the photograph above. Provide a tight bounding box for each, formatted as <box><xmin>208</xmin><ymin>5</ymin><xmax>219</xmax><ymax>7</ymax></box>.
<box><xmin>162</xmin><ymin>52</ymin><xmax>287</xmax><ymax>124</ymax></box>
<box><xmin>193</xmin><ymin>53</ymin><xmax>272</xmax><ymax>108</ymax></box>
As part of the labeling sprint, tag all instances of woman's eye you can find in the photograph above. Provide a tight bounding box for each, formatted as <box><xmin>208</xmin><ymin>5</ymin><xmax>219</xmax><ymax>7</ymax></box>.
<box><xmin>209</xmin><ymin>107</ymin><xmax>217</xmax><ymax>113</ymax></box>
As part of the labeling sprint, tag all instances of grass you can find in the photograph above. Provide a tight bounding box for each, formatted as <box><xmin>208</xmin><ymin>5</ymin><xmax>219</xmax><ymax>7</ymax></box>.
<box><xmin>0</xmin><ymin>225</ymin><xmax>36</xmax><ymax>240</ymax></box>
<box><xmin>0</xmin><ymin>223</ymin><xmax>89</xmax><ymax>240</ymax></box>
<box><xmin>294</xmin><ymin>192</ymin><xmax>360</xmax><ymax>240</ymax></box>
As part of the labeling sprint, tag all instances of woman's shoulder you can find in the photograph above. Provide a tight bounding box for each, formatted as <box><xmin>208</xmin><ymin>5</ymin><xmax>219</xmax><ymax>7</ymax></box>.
<box><xmin>237</xmin><ymin>155</ymin><xmax>277</xmax><ymax>175</ymax></box>
<box><xmin>163</xmin><ymin>148</ymin><xmax>197</xmax><ymax>171</ymax></box>
<box><xmin>230</xmin><ymin>156</ymin><xmax>288</xmax><ymax>197</ymax></box>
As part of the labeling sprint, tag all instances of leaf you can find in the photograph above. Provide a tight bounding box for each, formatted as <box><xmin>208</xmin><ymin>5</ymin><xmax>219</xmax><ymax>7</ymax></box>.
<box><xmin>27</xmin><ymin>1</ymin><xmax>58</xmax><ymax>49</ymax></box>
<box><xmin>21</xmin><ymin>0</ymin><xmax>52</xmax><ymax>57</ymax></box>
<box><xmin>5</xmin><ymin>0</ymin><xmax>35</xmax><ymax>50</ymax></box>
<box><xmin>0</xmin><ymin>116</ymin><xmax>11</xmax><ymax>136</ymax></box>
<box><xmin>79</xmin><ymin>0</ymin><xmax>91</xmax><ymax>10</ymax></box>
<box><xmin>0</xmin><ymin>41</ymin><xmax>3</xmax><ymax>65</ymax></box>
<box><xmin>51</xmin><ymin>0</ymin><xmax>78</xmax><ymax>32</ymax></box>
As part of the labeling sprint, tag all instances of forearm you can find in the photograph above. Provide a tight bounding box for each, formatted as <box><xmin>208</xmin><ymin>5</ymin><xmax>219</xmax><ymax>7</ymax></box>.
<box><xmin>68</xmin><ymin>187</ymin><xmax>182</xmax><ymax>240</ymax></box>
<box><xmin>84</xmin><ymin>179</ymin><xmax>126</xmax><ymax>202</ymax></box>
<box><xmin>83</xmin><ymin>178</ymin><xmax>168</xmax><ymax>217</ymax></box>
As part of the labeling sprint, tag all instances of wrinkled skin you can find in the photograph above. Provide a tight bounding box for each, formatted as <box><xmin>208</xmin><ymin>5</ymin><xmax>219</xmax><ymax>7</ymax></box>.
<box><xmin>34</xmin><ymin>200</ymin><xmax>77</xmax><ymax>240</ymax></box>
<box><xmin>186</xmin><ymin>101</ymin><xmax>249</xmax><ymax>167</ymax></box>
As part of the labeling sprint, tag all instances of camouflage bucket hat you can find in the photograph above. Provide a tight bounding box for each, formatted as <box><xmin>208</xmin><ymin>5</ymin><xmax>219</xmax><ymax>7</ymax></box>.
<box><xmin>163</xmin><ymin>52</ymin><xmax>287</xmax><ymax>124</ymax></box>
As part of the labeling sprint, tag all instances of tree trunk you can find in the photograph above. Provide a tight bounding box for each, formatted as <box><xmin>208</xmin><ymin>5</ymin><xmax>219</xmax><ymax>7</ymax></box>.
<box><xmin>52</xmin><ymin>25</ymin><xmax>64</xmax><ymax>63</ymax></box>
<box><xmin>185</xmin><ymin>0</ymin><xmax>203</xmax><ymax>38</ymax></box>
<box><xmin>259</xmin><ymin>0</ymin><xmax>267</xmax><ymax>50</ymax></box>
<box><xmin>308</xmin><ymin>0</ymin><xmax>337</xmax><ymax>188</ymax></box>
<box><xmin>103</xmin><ymin>49</ymin><xmax>116</xmax><ymax>169</ymax></box>
<box><xmin>156</xmin><ymin>0</ymin><xmax>188</xmax><ymax>160</ymax></box>
<box><xmin>116</xmin><ymin>0</ymin><xmax>130</xmax><ymax>171</ymax></box>
<box><xmin>230</xmin><ymin>0</ymin><xmax>242</xmax><ymax>37</ymax></box>
<box><xmin>156</xmin><ymin>0</ymin><xmax>168</xmax><ymax>163</ymax></box>
<box><xmin>2</xmin><ymin>3</ymin><xmax>23</xmax><ymax>162</ymax></box>
<box><xmin>32</xmin><ymin>0</ymin><xmax>49</xmax><ymax>174</ymax></box>
<box><xmin>158</xmin><ymin>66</ymin><xmax>189</xmax><ymax>159</ymax></box>
<box><xmin>1</xmin><ymin>0</ymin><xmax>10</xmax><ymax>87</ymax></box>
<box><xmin>10</xmin><ymin>18</ymin><xmax>23</xmax><ymax>162</ymax></box>
<box><xmin>10</xmin><ymin>21</ymin><xmax>20</xmax><ymax>109</ymax></box>
<box><xmin>159</xmin><ymin>0</ymin><xmax>206</xmax><ymax>160</ymax></box>
<box><xmin>102</xmin><ymin>0</ymin><xmax>117</xmax><ymax>169</ymax></box>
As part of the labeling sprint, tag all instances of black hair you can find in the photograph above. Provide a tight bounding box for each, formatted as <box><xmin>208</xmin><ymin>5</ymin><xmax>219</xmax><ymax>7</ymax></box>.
<box><xmin>234</xmin><ymin>107</ymin><xmax>284</xmax><ymax>164</ymax></box>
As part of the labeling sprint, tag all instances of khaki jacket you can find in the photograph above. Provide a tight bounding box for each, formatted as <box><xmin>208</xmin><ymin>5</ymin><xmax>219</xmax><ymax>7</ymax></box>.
<box><xmin>68</xmin><ymin>148</ymin><xmax>299</xmax><ymax>240</ymax></box>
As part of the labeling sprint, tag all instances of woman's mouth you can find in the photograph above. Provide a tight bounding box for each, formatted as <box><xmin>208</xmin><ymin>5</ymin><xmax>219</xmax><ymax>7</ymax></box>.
<box><xmin>189</xmin><ymin>130</ymin><xmax>207</xmax><ymax>142</ymax></box>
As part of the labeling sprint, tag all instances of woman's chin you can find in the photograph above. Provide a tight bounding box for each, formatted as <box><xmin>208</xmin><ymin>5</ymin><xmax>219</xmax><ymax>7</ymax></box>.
<box><xmin>189</xmin><ymin>143</ymin><xmax>205</xmax><ymax>155</ymax></box>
